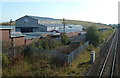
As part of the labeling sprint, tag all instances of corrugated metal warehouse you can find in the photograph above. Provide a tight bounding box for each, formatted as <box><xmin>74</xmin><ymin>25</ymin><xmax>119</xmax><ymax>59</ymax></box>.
<box><xmin>15</xmin><ymin>15</ymin><xmax>63</xmax><ymax>32</ymax></box>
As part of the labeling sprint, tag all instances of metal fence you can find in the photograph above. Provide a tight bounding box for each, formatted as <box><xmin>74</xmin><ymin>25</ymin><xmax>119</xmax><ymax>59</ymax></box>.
<box><xmin>65</xmin><ymin>41</ymin><xmax>89</xmax><ymax>65</ymax></box>
<box><xmin>41</xmin><ymin>41</ymin><xmax>89</xmax><ymax>66</ymax></box>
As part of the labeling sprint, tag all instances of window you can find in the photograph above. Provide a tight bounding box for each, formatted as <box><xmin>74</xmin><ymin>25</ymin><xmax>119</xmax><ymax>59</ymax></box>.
<box><xmin>24</xmin><ymin>19</ymin><xmax>29</xmax><ymax>23</ymax></box>
<box><xmin>69</xmin><ymin>26</ymin><xmax>72</xmax><ymax>28</ymax></box>
<box><xmin>21</xmin><ymin>28</ymin><xmax>33</xmax><ymax>33</ymax></box>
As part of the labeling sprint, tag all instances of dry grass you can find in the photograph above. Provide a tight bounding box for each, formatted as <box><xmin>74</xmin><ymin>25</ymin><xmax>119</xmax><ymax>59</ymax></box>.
<box><xmin>64</xmin><ymin>19</ymin><xmax>110</xmax><ymax>29</ymax></box>
<box><xmin>51</xmin><ymin>45</ymin><xmax>100</xmax><ymax>76</ymax></box>
<box><xmin>52</xmin><ymin>44</ymin><xmax>79</xmax><ymax>54</ymax></box>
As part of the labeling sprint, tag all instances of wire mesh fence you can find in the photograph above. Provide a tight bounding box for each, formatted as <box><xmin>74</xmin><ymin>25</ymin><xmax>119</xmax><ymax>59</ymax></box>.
<box><xmin>37</xmin><ymin>41</ymin><xmax>89</xmax><ymax>66</ymax></box>
<box><xmin>65</xmin><ymin>41</ymin><xmax>89</xmax><ymax>65</ymax></box>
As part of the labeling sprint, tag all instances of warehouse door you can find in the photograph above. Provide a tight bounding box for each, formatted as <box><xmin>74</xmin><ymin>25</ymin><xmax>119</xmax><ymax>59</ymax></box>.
<box><xmin>21</xmin><ymin>28</ymin><xmax>33</xmax><ymax>33</ymax></box>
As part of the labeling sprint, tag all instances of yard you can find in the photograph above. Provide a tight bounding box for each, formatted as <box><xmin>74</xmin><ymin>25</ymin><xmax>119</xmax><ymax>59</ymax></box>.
<box><xmin>2</xmin><ymin>28</ymin><xmax>114</xmax><ymax>76</ymax></box>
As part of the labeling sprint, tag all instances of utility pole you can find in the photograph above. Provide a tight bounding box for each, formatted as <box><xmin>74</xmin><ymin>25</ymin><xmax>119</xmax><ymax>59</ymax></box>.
<box><xmin>11</xmin><ymin>37</ymin><xmax>15</xmax><ymax>58</ymax></box>
<box><xmin>10</xmin><ymin>19</ymin><xmax>15</xmax><ymax>57</ymax></box>
<box><xmin>63</xmin><ymin>18</ymin><xmax>65</xmax><ymax>33</ymax></box>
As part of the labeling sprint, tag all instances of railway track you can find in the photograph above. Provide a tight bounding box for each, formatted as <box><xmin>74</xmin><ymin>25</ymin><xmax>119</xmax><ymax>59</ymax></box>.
<box><xmin>88</xmin><ymin>29</ymin><xmax>119</xmax><ymax>77</ymax></box>
<box><xmin>118</xmin><ymin>28</ymin><xmax>120</xmax><ymax>76</ymax></box>
<box><xmin>98</xmin><ymin>29</ymin><xmax>118</xmax><ymax>78</ymax></box>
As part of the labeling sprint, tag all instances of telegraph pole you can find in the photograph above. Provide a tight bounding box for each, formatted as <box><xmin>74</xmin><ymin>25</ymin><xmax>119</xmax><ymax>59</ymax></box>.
<box><xmin>63</xmin><ymin>18</ymin><xmax>65</xmax><ymax>33</ymax></box>
<box><xmin>10</xmin><ymin>19</ymin><xmax>15</xmax><ymax>57</ymax></box>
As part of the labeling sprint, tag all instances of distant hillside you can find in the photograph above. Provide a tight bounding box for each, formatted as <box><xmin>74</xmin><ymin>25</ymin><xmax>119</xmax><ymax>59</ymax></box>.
<box><xmin>64</xmin><ymin>19</ymin><xmax>110</xmax><ymax>29</ymax></box>
<box><xmin>0</xmin><ymin>19</ymin><xmax>111</xmax><ymax>29</ymax></box>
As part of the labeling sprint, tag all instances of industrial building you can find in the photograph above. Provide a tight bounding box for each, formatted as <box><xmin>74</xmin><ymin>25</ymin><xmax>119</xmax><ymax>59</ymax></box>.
<box><xmin>1</xmin><ymin>15</ymin><xmax>85</xmax><ymax>46</ymax></box>
<box><xmin>0</xmin><ymin>27</ymin><xmax>60</xmax><ymax>46</ymax></box>
<box><xmin>15</xmin><ymin>15</ymin><xmax>63</xmax><ymax>32</ymax></box>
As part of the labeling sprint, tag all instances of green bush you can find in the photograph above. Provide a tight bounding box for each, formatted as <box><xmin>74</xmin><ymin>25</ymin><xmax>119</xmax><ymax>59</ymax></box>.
<box><xmin>24</xmin><ymin>43</ymin><xmax>39</xmax><ymax>56</ymax></box>
<box><xmin>86</xmin><ymin>26</ymin><xmax>101</xmax><ymax>47</ymax></box>
<box><xmin>37</xmin><ymin>38</ymin><xmax>61</xmax><ymax>49</ymax></box>
<box><xmin>61</xmin><ymin>33</ymin><xmax>70</xmax><ymax>45</ymax></box>
<box><xmin>24</xmin><ymin>38</ymin><xmax>62</xmax><ymax>56</ymax></box>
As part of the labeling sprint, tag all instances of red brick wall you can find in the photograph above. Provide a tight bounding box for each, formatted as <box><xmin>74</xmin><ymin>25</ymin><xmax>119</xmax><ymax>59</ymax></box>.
<box><xmin>42</xmin><ymin>34</ymin><xmax>49</xmax><ymax>37</ymax></box>
<box><xmin>0</xmin><ymin>29</ymin><xmax>11</xmax><ymax>41</ymax></box>
<box><xmin>66</xmin><ymin>32</ymin><xmax>80</xmax><ymax>37</ymax></box>
<box><xmin>13</xmin><ymin>37</ymin><xmax>25</xmax><ymax>46</ymax></box>
<box><xmin>0</xmin><ymin>29</ymin><xmax>42</xmax><ymax>46</ymax></box>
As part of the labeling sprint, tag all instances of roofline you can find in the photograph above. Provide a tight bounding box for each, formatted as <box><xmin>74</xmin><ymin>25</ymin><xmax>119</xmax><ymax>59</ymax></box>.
<box><xmin>27</xmin><ymin>15</ymin><xmax>60</xmax><ymax>21</ymax></box>
<box><xmin>0</xmin><ymin>28</ymin><xmax>12</xmax><ymax>30</ymax></box>
<box><xmin>15</xmin><ymin>15</ymin><xmax>38</xmax><ymax>22</ymax></box>
<box><xmin>11</xmin><ymin>35</ymin><xmax>26</xmax><ymax>38</ymax></box>
<box><xmin>15</xmin><ymin>15</ymin><xmax>61</xmax><ymax>21</ymax></box>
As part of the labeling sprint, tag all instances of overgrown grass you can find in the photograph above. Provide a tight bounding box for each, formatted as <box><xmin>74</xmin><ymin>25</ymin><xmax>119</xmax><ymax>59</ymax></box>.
<box><xmin>2</xmin><ymin>29</ymin><xmax>114</xmax><ymax>76</ymax></box>
<box><xmin>45</xmin><ymin>45</ymin><xmax>100</xmax><ymax>76</ymax></box>
<box><xmin>99</xmin><ymin>29</ymin><xmax>115</xmax><ymax>42</ymax></box>
<box><xmin>2</xmin><ymin>45</ymin><xmax>98</xmax><ymax>76</ymax></box>
<box><xmin>64</xmin><ymin>19</ymin><xmax>110</xmax><ymax>29</ymax></box>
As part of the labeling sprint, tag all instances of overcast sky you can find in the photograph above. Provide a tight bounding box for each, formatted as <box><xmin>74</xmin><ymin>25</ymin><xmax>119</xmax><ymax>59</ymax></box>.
<box><xmin>0</xmin><ymin>0</ymin><xmax>119</xmax><ymax>24</ymax></box>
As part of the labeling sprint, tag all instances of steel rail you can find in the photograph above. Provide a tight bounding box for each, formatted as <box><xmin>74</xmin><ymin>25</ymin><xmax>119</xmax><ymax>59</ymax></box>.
<box><xmin>110</xmin><ymin>30</ymin><xmax>118</xmax><ymax>78</ymax></box>
<box><xmin>99</xmin><ymin>30</ymin><xmax>118</xmax><ymax>78</ymax></box>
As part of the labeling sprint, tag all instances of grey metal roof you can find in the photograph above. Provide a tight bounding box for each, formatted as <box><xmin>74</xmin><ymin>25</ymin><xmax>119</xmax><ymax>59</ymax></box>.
<box><xmin>41</xmin><ymin>24</ymin><xmax>83</xmax><ymax>27</ymax></box>
<box><xmin>11</xmin><ymin>32</ymin><xmax>26</xmax><ymax>38</ymax></box>
<box><xmin>55</xmin><ymin>25</ymin><xmax>83</xmax><ymax>33</ymax></box>
<box><xmin>57</xmin><ymin>28</ymin><xmax>81</xmax><ymax>33</ymax></box>
<box><xmin>0</xmin><ymin>26</ymin><xmax>13</xmax><ymax>30</ymax></box>
<box><xmin>0</xmin><ymin>26</ymin><xmax>15</xmax><ymax>32</ymax></box>
<box><xmin>0</xmin><ymin>28</ymin><xmax>12</xmax><ymax>30</ymax></box>
<box><xmin>23</xmin><ymin>32</ymin><xmax>51</xmax><ymax>36</ymax></box>
<box><xmin>25</xmin><ymin>35</ymin><xmax>41</xmax><ymax>39</ymax></box>
<box><xmin>27</xmin><ymin>15</ymin><xmax>61</xmax><ymax>21</ymax></box>
<box><xmin>42</xmin><ymin>24</ymin><xmax>63</xmax><ymax>27</ymax></box>
<box><xmin>24</xmin><ymin>32</ymin><xmax>57</xmax><ymax>39</ymax></box>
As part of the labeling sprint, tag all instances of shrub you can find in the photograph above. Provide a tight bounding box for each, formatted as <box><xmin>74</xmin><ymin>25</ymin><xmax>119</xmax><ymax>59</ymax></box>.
<box><xmin>86</xmin><ymin>26</ymin><xmax>101</xmax><ymax>47</ymax></box>
<box><xmin>61</xmin><ymin>33</ymin><xmax>70</xmax><ymax>45</ymax></box>
<box><xmin>24</xmin><ymin>38</ymin><xmax>62</xmax><ymax>56</ymax></box>
<box><xmin>24</xmin><ymin>43</ymin><xmax>39</xmax><ymax>56</ymax></box>
<box><xmin>50</xmin><ymin>56</ymin><xmax>64</xmax><ymax>67</ymax></box>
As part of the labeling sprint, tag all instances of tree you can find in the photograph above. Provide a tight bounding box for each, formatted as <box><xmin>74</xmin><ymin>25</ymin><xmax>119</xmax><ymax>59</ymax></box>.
<box><xmin>61</xmin><ymin>33</ymin><xmax>70</xmax><ymax>45</ymax></box>
<box><xmin>86</xmin><ymin>26</ymin><xmax>100</xmax><ymax>47</ymax></box>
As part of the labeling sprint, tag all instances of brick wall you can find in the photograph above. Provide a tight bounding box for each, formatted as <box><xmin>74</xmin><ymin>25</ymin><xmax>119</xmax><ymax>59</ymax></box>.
<box><xmin>12</xmin><ymin>37</ymin><xmax>25</xmax><ymax>46</ymax></box>
<box><xmin>66</xmin><ymin>32</ymin><xmax>80</xmax><ymax>37</ymax></box>
<box><xmin>0</xmin><ymin>29</ymin><xmax>50</xmax><ymax>46</ymax></box>
<box><xmin>0</xmin><ymin>29</ymin><xmax>11</xmax><ymax>41</ymax></box>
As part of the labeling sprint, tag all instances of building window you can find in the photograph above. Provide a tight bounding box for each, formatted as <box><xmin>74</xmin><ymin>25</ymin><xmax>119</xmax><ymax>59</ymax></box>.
<box><xmin>24</xmin><ymin>19</ymin><xmax>29</xmax><ymax>23</ymax></box>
